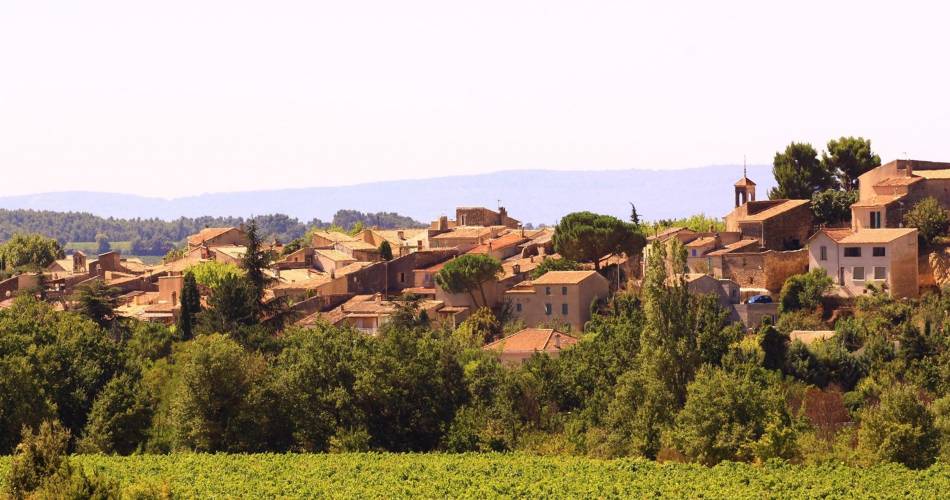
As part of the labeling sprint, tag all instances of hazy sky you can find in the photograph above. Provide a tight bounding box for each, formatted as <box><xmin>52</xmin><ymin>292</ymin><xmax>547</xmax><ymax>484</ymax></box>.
<box><xmin>2</xmin><ymin>1</ymin><xmax>948</xmax><ymax>198</ymax></box>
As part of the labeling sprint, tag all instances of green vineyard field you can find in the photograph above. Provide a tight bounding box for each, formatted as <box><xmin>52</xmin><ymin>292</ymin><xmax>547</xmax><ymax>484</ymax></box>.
<box><xmin>1</xmin><ymin>453</ymin><xmax>948</xmax><ymax>498</ymax></box>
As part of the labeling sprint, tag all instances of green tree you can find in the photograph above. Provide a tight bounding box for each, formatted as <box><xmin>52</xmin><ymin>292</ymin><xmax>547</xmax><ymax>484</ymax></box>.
<box><xmin>759</xmin><ymin>323</ymin><xmax>789</xmax><ymax>371</ymax></box>
<box><xmin>454</xmin><ymin>307</ymin><xmax>500</xmax><ymax>347</ymax></box>
<box><xmin>168</xmin><ymin>334</ymin><xmax>265</xmax><ymax>452</ymax></box>
<box><xmin>0</xmin><ymin>357</ymin><xmax>56</xmax><ymax>454</ymax></box>
<box><xmin>903</xmin><ymin>197</ymin><xmax>949</xmax><ymax>245</ymax></box>
<box><xmin>529</xmin><ymin>257</ymin><xmax>581</xmax><ymax>279</ymax></box>
<box><xmin>821</xmin><ymin>136</ymin><xmax>881</xmax><ymax>191</ymax></box>
<box><xmin>779</xmin><ymin>269</ymin><xmax>833</xmax><ymax>313</ymax></box>
<box><xmin>629</xmin><ymin>202</ymin><xmax>641</xmax><ymax>226</ymax></box>
<box><xmin>811</xmin><ymin>189</ymin><xmax>857</xmax><ymax>226</ymax></box>
<box><xmin>187</xmin><ymin>260</ymin><xmax>244</xmax><ymax>291</ymax></box>
<box><xmin>241</xmin><ymin>220</ymin><xmax>272</xmax><ymax>303</ymax></box>
<box><xmin>671</xmin><ymin>365</ymin><xmax>795</xmax><ymax>465</ymax></box>
<box><xmin>378</xmin><ymin>240</ymin><xmax>394</xmax><ymax>261</ymax></box>
<box><xmin>5</xmin><ymin>420</ymin><xmax>70</xmax><ymax>499</ymax></box>
<box><xmin>198</xmin><ymin>274</ymin><xmax>259</xmax><ymax>334</ymax></box>
<box><xmin>0</xmin><ymin>233</ymin><xmax>64</xmax><ymax>271</ymax></box>
<box><xmin>177</xmin><ymin>271</ymin><xmax>201</xmax><ymax>340</ymax></box>
<box><xmin>434</xmin><ymin>254</ymin><xmax>502</xmax><ymax>308</ymax></box>
<box><xmin>857</xmin><ymin>384</ymin><xmax>939</xmax><ymax>468</ymax></box>
<box><xmin>553</xmin><ymin>211</ymin><xmax>645</xmax><ymax>270</ymax></box>
<box><xmin>95</xmin><ymin>233</ymin><xmax>111</xmax><ymax>254</ymax></box>
<box><xmin>70</xmin><ymin>280</ymin><xmax>119</xmax><ymax>330</ymax></box>
<box><xmin>78</xmin><ymin>373</ymin><xmax>153</xmax><ymax>455</ymax></box>
<box><xmin>769</xmin><ymin>142</ymin><xmax>836</xmax><ymax>199</ymax></box>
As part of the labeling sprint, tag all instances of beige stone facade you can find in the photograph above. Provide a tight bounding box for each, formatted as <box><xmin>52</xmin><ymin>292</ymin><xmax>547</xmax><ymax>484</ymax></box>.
<box><xmin>808</xmin><ymin>227</ymin><xmax>919</xmax><ymax>298</ymax></box>
<box><xmin>505</xmin><ymin>270</ymin><xmax>609</xmax><ymax>332</ymax></box>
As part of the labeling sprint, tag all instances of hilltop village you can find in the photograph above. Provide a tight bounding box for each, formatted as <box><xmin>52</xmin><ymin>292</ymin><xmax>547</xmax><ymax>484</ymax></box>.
<box><xmin>1</xmin><ymin>158</ymin><xmax>948</xmax><ymax>361</ymax></box>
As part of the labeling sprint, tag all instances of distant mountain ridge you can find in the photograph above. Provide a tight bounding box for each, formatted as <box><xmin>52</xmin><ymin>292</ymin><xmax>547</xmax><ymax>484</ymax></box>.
<box><xmin>0</xmin><ymin>165</ymin><xmax>776</xmax><ymax>225</ymax></box>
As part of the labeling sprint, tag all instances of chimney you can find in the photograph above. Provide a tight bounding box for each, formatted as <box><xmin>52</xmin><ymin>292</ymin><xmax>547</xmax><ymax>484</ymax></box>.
<box><xmin>417</xmin><ymin>240</ymin><xmax>423</xmax><ymax>251</ymax></box>
<box><xmin>397</xmin><ymin>230</ymin><xmax>404</xmax><ymax>240</ymax></box>
<box><xmin>438</xmin><ymin>216</ymin><xmax>448</xmax><ymax>231</ymax></box>
<box><xmin>553</xmin><ymin>333</ymin><xmax>561</xmax><ymax>349</ymax></box>
<box><xmin>512</xmin><ymin>264</ymin><xmax>521</xmax><ymax>275</ymax></box>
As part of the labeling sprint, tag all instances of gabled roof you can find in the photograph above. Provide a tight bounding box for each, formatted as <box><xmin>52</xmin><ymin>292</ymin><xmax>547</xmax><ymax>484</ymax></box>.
<box><xmin>738</xmin><ymin>199</ymin><xmax>809</xmax><ymax>222</ymax></box>
<box><xmin>648</xmin><ymin>226</ymin><xmax>694</xmax><ymax>242</ymax></box>
<box><xmin>839</xmin><ymin>228</ymin><xmax>916</xmax><ymax>244</ymax></box>
<box><xmin>705</xmin><ymin>239</ymin><xmax>760</xmax><ymax>256</ymax></box>
<box><xmin>874</xmin><ymin>176</ymin><xmax>922</xmax><ymax>188</ymax></box>
<box><xmin>188</xmin><ymin>227</ymin><xmax>242</xmax><ymax>246</ymax></box>
<box><xmin>685</xmin><ymin>236</ymin><xmax>717</xmax><ymax>248</ymax></box>
<box><xmin>467</xmin><ymin>232</ymin><xmax>529</xmax><ymax>254</ymax></box>
<box><xmin>483</xmin><ymin>328</ymin><xmax>579</xmax><ymax>353</ymax></box>
<box><xmin>851</xmin><ymin>194</ymin><xmax>906</xmax><ymax>208</ymax></box>
<box><xmin>430</xmin><ymin>226</ymin><xmax>494</xmax><ymax>240</ymax></box>
<box><xmin>531</xmin><ymin>270</ymin><xmax>601</xmax><ymax>285</ymax></box>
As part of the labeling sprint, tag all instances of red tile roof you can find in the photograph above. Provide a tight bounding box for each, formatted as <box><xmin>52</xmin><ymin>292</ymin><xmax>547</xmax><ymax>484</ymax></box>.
<box><xmin>483</xmin><ymin>328</ymin><xmax>579</xmax><ymax>354</ymax></box>
<box><xmin>187</xmin><ymin>227</ymin><xmax>241</xmax><ymax>246</ymax></box>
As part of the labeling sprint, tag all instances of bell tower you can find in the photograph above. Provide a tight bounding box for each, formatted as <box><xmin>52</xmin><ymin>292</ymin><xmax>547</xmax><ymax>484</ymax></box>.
<box><xmin>734</xmin><ymin>164</ymin><xmax>756</xmax><ymax>207</ymax></box>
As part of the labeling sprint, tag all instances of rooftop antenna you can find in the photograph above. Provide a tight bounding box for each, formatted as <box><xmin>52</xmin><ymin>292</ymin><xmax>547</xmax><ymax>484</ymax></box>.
<box><xmin>743</xmin><ymin>155</ymin><xmax>747</xmax><ymax>178</ymax></box>
<box><xmin>497</xmin><ymin>199</ymin><xmax>502</xmax><ymax>210</ymax></box>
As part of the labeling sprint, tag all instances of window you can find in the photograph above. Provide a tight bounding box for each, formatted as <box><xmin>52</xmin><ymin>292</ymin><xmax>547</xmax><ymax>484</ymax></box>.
<box><xmin>691</xmin><ymin>249</ymin><xmax>697</xmax><ymax>257</ymax></box>
<box><xmin>515</xmin><ymin>303</ymin><xmax>522</xmax><ymax>312</ymax></box>
<box><xmin>399</xmin><ymin>272</ymin><xmax>405</xmax><ymax>283</ymax></box>
<box><xmin>870</xmin><ymin>211</ymin><xmax>882</xmax><ymax>229</ymax></box>
<box><xmin>819</xmin><ymin>246</ymin><xmax>827</xmax><ymax>261</ymax></box>
<box><xmin>874</xmin><ymin>266</ymin><xmax>887</xmax><ymax>280</ymax></box>
<box><xmin>844</xmin><ymin>247</ymin><xmax>861</xmax><ymax>257</ymax></box>
<box><xmin>561</xmin><ymin>286</ymin><xmax>567</xmax><ymax>295</ymax></box>
<box><xmin>872</xmin><ymin>247</ymin><xmax>885</xmax><ymax>257</ymax></box>
<box><xmin>853</xmin><ymin>266</ymin><xmax>865</xmax><ymax>281</ymax></box>
<box><xmin>544</xmin><ymin>303</ymin><xmax>552</xmax><ymax>315</ymax></box>
<box><xmin>545</xmin><ymin>286</ymin><xmax>551</xmax><ymax>295</ymax></box>
<box><xmin>561</xmin><ymin>303</ymin><xmax>568</xmax><ymax>315</ymax></box>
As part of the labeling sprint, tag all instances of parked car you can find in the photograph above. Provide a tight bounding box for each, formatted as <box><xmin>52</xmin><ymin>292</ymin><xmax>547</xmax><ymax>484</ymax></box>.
<box><xmin>746</xmin><ymin>294</ymin><xmax>773</xmax><ymax>304</ymax></box>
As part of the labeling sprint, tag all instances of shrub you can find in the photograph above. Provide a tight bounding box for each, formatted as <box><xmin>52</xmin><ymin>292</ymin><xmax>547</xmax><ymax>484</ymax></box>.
<box><xmin>5</xmin><ymin>420</ymin><xmax>70</xmax><ymax>499</ymax></box>
<box><xmin>857</xmin><ymin>385</ymin><xmax>939</xmax><ymax>468</ymax></box>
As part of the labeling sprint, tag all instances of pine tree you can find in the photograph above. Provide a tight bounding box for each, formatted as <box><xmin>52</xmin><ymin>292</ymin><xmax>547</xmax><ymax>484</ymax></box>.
<box><xmin>241</xmin><ymin>220</ymin><xmax>270</xmax><ymax>304</ymax></box>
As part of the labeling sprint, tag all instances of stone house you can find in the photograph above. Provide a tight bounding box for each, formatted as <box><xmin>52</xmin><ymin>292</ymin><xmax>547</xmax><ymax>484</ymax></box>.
<box><xmin>505</xmin><ymin>270</ymin><xmax>609</xmax><ymax>332</ymax></box>
<box><xmin>851</xmin><ymin>159</ymin><xmax>950</xmax><ymax>230</ymax></box>
<box><xmin>456</xmin><ymin>206</ymin><xmax>521</xmax><ymax>229</ymax></box>
<box><xmin>483</xmin><ymin>328</ymin><xmax>579</xmax><ymax>366</ymax></box>
<box><xmin>187</xmin><ymin>227</ymin><xmax>248</xmax><ymax>249</ymax></box>
<box><xmin>807</xmin><ymin>227</ymin><xmax>919</xmax><ymax>298</ymax></box>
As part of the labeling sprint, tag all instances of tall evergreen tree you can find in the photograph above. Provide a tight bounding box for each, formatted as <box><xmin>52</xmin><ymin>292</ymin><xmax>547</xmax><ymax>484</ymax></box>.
<box><xmin>240</xmin><ymin>220</ymin><xmax>270</xmax><ymax>305</ymax></box>
<box><xmin>177</xmin><ymin>271</ymin><xmax>201</xmax><ymax>340</ymax></box>
<box><xmin>769</xmin><ymin>142</ymin><xmax>837</xmax><ymax>199</ymax></box>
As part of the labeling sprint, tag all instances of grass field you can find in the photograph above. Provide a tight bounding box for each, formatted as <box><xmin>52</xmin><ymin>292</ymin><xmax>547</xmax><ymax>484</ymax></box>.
<box><xmin>0</xmin><ymin>453</ymin><xmax>947</xmax><ymax>498</ymax></box>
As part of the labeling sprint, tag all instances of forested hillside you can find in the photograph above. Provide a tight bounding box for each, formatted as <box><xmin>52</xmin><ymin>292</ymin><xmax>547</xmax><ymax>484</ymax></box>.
<box><xmin>0</xmin><ymin>209</ymin><xmax>424</xmax><ymax>255</ymax></box>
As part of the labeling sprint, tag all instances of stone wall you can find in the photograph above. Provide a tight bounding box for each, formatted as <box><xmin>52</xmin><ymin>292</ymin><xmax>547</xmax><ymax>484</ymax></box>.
<box><xmin>760</xmin><ymin>203</ymin><xmax>813</xmax><ymax>251</ymax></box>
<box><xmin>721</xmin><ymin>248</ymin><xmax>808</xmax><ymax>292</ymax></box>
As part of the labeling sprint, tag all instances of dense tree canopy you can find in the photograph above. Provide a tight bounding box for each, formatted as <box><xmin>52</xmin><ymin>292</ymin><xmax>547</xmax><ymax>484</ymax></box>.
<box><xmin>904</xmin><ymin>197</ymin><xmax>949</xmax><ymax>245</ymax></box>
<box><xmin>0</xmin><ymin>233</ymin><xmax>63</xmax><ymax>271</ymax></box>
<box><xmin>434</xmin><ymin>254</ymin><xmax>503</xmax><ymax>308</ymax></box>
<box><xmin>822</xmin><ymin>136</ymin><xmax>881</xmax><ymax>191</ymax></box>
<box><xmin>553</xmin><ymin>212</ymin><xmax>645</xmax><ymax>270</ymax></box>
<box><xmin>770</xmin><ymin>142</ymin><xmax>837</xmax><ymax>199</ymax></box>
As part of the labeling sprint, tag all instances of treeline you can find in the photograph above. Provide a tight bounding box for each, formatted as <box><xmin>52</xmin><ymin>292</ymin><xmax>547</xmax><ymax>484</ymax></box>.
<box><xmin>2</xmin><ymin>235</ymin><xmax>949</xmax><ymax>469</ymax></box>
<box><xmin>0</xmin><ymin>209</ymin><xmax>425</xmax><ymax>255</ymax></box>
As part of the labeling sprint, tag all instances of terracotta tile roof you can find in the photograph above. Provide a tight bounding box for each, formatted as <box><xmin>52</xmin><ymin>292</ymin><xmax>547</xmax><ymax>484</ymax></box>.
<box><xmin>531</xmin><ymin>270</ymin><xmax>601</xmax><ymax>285</ymax></box>
<box><xmin>837</xmin><ymin>228</ymin><xmax>916</xmax><ymax>244</ymax></box>
<box><xmin>483</xmin><ymin>328</ymin><xmax>579</xmax><ymax>353</ymax></box>
<box><xmin>874</xmin><ymin>176</ymin><xmax>922</xmax><ymax>187</ymax></box>
<box><xmin>315</xmin><ymin>249</ymin><xmax>356</xmax><ymax>262</ymax></box>
<box><xmin>851</xmin><ymin>194</ymin><xmax>906</xmax><ymax>208</ymax></box>
<box><xmin>739</xmin><ymin>199</ymin><xmax>810</xmax><ymax>222</ymax></box>
<box><xmin>913</xmin><ymin>169</ymin><xmax>950</xmax><ymax>179</ymax></box>
<box><xmin>705</xmin><ymin>239</ymin><xmax>760</xmax><ymax>256</ymax></box>
<box><xmin>816</xmin><ymin>228</ymin><xmax>854</xmax><ymax>243</ymax></box>
<box><xmin>338</xmin><ymin>239</ymin><xmax>378</xmax><ymax>251</ymax></box>
<box><xmin>311</xmin><ymin>231</ymin><xmax>357</xmax><ymax>243</ymax></box>
<box><xmin>734</xmin><ymin>176</ymin><xmax>756</xmax><ymax>187</ymax></box>
<box><xmin>188</xmin><ymin>227</ymin><xmax>240</xmax><ymax>246</ymax></box>
<box><xmin>468</xmin><ymin>232</ymin><xmax>529</xmax><ymax>254</ymax></box>
<box><xmin>686</xmin><ymin>236</ymin><xmax>717</xmax><ymax>248</ymax></box>
<box><xmin>648</xmin><ymin>226</ymin><xmax>692</xmax><ymax>242</ymax></box>
<box><xmin>212</xmin><ymin>245</ymin><xmax>247</xmax><ymax>260</ymax></box>
<box><xmin>430</xmin><ymin>227</ymin><xmax>493</xmax><ymax>240</ymax></box>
